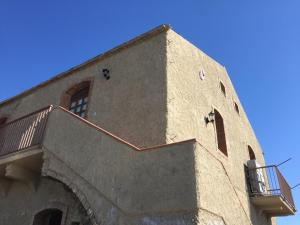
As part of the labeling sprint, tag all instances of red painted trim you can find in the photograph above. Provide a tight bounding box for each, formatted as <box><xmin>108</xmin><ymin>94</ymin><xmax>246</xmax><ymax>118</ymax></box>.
<box><xmin>140</xmin><ymin>139</ymin><xmax>197</xmax><ymax>152</ymax></box>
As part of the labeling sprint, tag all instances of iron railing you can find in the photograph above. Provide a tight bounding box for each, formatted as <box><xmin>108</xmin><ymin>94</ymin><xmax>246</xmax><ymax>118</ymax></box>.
<box><xmin>0</xmin><ymin>106</ymin><xmax>52</xmax><ymax>157</ymax></box>
<box><xmin>247</xmin><ymin>165</ymin><xmax>296</xmax><ymax>211</ymax></box>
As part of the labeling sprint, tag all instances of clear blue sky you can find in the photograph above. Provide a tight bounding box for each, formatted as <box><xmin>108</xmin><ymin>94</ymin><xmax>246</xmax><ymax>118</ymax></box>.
<box><xmin>0</xmin><ymin>1</ymin><xmax>299</xmax><ymax>224</ymax></box>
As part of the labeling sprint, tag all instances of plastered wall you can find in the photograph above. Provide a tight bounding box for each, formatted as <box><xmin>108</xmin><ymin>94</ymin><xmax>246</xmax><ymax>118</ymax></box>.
<box><xmin>0</xmin><ymin>177</ymin><xmax>88</xmax><ymax>225</ymax></box>
<box><xmin>0</xmin><ymin>30</ymin><xmax>168</xmax><ymax>148</ymax></box>
<box><xmin>0</xmin><ymin>27</ymin><xmax>279</xmax><ymax>225</ymax></box>
<box><xmin>42</xmin><ymin>107</ymin><xmax>198</xmax><ymax>225</ymax></box>
<box><xmin>166</xmin><ymin>30</ymin><xmax>275</xmax><ymax>225</ymax></box>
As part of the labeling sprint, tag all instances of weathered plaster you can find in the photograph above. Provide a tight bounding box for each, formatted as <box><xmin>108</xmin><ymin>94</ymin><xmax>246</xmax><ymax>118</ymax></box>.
<box><xmin>0</xmin><ymin>26</ymin><xmax>283</xmax><ymax>225</ymax></box>
<box><xmin>0</xmin><ymin>177</ymin><xmax>88</xmax><ymax>225</ymax></box>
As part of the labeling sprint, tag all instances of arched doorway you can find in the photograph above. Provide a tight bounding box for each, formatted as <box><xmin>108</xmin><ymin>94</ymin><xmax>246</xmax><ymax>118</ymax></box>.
<box><xmin>33</xmin><ymin>209</ymin><xmax>63</xmax><ymax>225</ymax></box>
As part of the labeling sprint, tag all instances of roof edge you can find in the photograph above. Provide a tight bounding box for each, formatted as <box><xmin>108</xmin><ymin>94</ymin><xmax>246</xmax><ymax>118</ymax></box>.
<box><xmin>0</xmin><ymin>24</ymin><xmax>171</xmax><ymax>107</ymax></box>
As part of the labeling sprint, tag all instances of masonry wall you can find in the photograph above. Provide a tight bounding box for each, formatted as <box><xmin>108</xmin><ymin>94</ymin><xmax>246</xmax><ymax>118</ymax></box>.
<box><xmin>0</xmin><ymin>27</ymin><xmax>280</xmax><ymax>225</ymax></box>
<box><xmin>166</xmin><ymin>30</ymin><xmax>275</xmax><ymax>225</ymax></box>
<box><xmin>0</xmin><ymin>177</ymin><xmax>88</xmax><ymax>225</ymax></box>
<box><xmin>42</xmin><ymin>107</ymin><xmax>198</xmax><ymax>225</ymax></box>
<box><xmin>0</xmin><ymin>30</ymin><xmax>168</xmax><ymax>148</ymax></box>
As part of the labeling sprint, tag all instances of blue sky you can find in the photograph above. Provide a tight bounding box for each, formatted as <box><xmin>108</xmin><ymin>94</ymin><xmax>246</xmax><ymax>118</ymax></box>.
<box><xmin>0</xmin><ymin>1</ymin><xmax>299</xmax><ymax>224</ymax></box>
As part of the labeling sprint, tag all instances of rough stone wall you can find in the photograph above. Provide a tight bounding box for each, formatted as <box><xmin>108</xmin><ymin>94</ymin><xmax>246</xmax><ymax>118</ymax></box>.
<box><xmin>0</xmin><ymin>31</ymin><xmax>168</xmax><ymax>148</ymax></box>
<box><xmin>0</xmin><ymin>177</ymin><xmax>88</xmax><ymax>225</ymax></box>
<box><xmin>0</xmin><ymin>27</ymin><xmax>281</xmax><ymax>225</ymax></box>
<box><xmin>166</xmin><ymin>30</ymin><xmax>275</xmax><ymax>225</ymax></box>
<box><xmin>42</xmin><ymin>107</ymin><xmax>199</xmax><ymax>225</ymax></box>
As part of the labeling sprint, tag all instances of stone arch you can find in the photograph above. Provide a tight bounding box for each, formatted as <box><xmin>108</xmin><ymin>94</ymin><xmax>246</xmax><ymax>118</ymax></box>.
<box><xmin>41</xmin><ymin>169</ymin><xmax>99</xmax><ymax>225</ymax></box>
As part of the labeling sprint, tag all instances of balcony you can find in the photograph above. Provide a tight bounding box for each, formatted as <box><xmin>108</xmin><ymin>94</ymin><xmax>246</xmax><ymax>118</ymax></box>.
<box><xmin>247</xmin><ymin>164</ymin><xmax>296</xmax><ymax>216</ymax></box>
<box><xmin>0</xmin><ymin>106</ymin><xmax>52</xmax><ymax>157</ymax></box>
<box><xmin>0</xmin><ymin>106</ymin><xmax>52</xmax><ymax>194</ymax></box>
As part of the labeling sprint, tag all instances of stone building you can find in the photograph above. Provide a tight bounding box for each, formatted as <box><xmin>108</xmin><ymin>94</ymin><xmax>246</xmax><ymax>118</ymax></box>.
<box><xmin>0</xmin><ymin>25</ymin><xmax>296</xmax><ymax>225</ymax></box>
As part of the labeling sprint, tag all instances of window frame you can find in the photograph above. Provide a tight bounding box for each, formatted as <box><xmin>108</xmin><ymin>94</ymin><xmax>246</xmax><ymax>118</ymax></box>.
<box><xmin>69</xmin><ymin>86</ymin><xmax>89</xmax><ymax>118</ymax></box>
<box><xmin>60</xmin><ymin>79</ymin><xmax>93</xmax><ymax>119</ymax></box>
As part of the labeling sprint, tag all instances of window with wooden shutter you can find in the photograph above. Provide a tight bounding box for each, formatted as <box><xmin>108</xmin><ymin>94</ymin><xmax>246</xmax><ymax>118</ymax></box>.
<box><xmin>214</xmin><ymin>109</ymin><xmax>228</xmax><ymax>156</ymax></box>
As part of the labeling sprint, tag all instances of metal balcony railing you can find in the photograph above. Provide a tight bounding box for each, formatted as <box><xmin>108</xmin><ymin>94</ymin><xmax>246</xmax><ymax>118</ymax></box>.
<box><xmin>0</xmin><ymin>106</ymin><xmax>52</xmax><ymax>157</ymax></box>
<box><xmin>247</xmin><ymin>165</ymin><xmax>296</xmax><ymax>211</ymax></box>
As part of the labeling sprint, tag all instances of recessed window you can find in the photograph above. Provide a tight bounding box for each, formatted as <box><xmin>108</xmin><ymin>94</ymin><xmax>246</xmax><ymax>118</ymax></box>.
<box><xmin>234</xmin><ymin>102</ymin><xmax>240</xmax><ymax>114</ymax></box>
<box><xmin>61</xmin><ymin>80</ymin><xmax>91</xmax><ymax>119</ymax></box>
<box><xmin>214</xmin><ymin>109</ymin><xmax>228</xmax><ymax>156</ymax></box>
<box><xmin>248</xmin><ymin>145</ymin><xmax>256</xmax><ymax>160</ymax></box>
<box><xmin>71</xmin><ymin>222</ymin><xmax>80</xmax><ymax>225</ymax></box>
<box><xmin>69</xmin><ymin>87</ymin><xmax>89</xmax><ymax>118</ymax></box>
<box><xmin>220</xmin><ymin>82</ymin><xmax>226</xmax><ymax>96</ymax></box>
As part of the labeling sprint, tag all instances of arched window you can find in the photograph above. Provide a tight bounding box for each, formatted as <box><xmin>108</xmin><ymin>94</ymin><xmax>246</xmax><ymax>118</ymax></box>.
<box><xmin>69</xmin><ymin>86</ymin><xmax>89</xmax><ymax>118</ymax></box>
<box><xmin>248</xmin><ymin>145</ymin><xmax>256</xmax><ymax>160</ymax></box>
<box><xmin>61</xmin><ymin>81</ymin><xmax>91</xmax><ymax>118</ymax></box>
<box><xmin>33</xmin><ymin>209</ymin><xmax>63</xmax><ymax>225</ymax></box>
<box><xmin>234</xmin><ymin>102</ymin><xmax>240</xmax><ymax>115</ymax></box>
<box><xmin>220</xmin><ymin>82</ymin><xmax>226</xmax><ymax>96</ymax></box>
<box><xmin>214</xmin><ymin>109</ymin><xmax>228</xmax><ymax>156</ymax></box>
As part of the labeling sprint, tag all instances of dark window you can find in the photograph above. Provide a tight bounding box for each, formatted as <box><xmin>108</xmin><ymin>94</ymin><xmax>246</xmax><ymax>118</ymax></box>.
<box><xmin>248</xmin><ymin>145</ymin><xmax>256</xmax><ymax>160</ymax></box>
<box><xmin>214</xmin><ymin>110</ymin><xmax>228</xmax><ymax>156</ymax></box>
<box><xmin>69</xmin><ymin>87</ymin><xmax>89</xmax><ymax>118</ymax></box>
<box><xmin>71</xmin><ymin>223</ymin><xmax>80</xmax><ymax>225</ymax></box>
<box><xmin>234</xmin><ymin>102</ymin><xmax>240</xmax><ymax>114</ymax></box>
<box><xmin>33</xmin><ymin>209</ymin><xmax>63</xmax><ymax>225</ymax></box>
<box><xmin>244</xmin><ymin>164</ymin><xmax>251</xmax><ymax>193</ymax></box>
<box><xmin>0</xmin><ymin>117</ymin><xmax>7</xmax><ymax>127</ymax></box>
<box><xmin>220</xmin><ymin>82</ymin><xmax>226</xmax><ymax>96</ymax></box>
